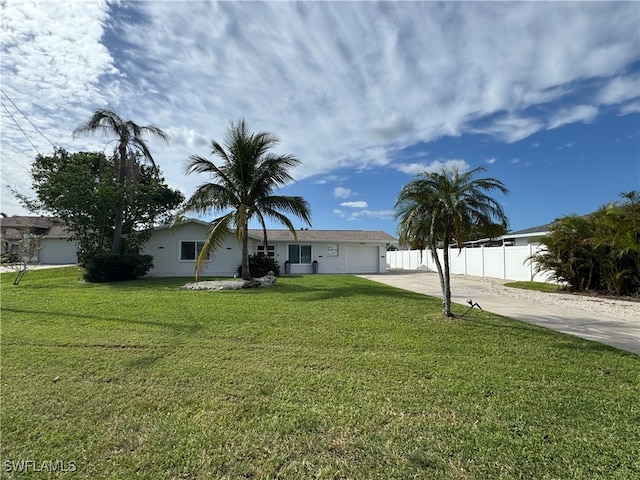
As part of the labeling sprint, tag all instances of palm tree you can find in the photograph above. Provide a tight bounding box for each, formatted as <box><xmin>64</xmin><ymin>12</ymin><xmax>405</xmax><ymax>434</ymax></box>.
<box><xmin>180</xmin><ymin>119</ymin><xmax>311</xmax><ymax>281</ymax></box>
<box><xmin>73</xmin><ymin>108</ymin><xmax>169</xmax><ymax>253</ymax></box>
<box><xmin>395</xmin><ymin>166</ymin><xmax>508</xmax><ymax>316</ymax></box>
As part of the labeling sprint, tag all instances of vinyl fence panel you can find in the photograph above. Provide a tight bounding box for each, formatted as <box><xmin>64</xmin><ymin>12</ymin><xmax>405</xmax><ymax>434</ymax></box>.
<box><xmin>387</xmin><ymin>244</ymin><xmax>551</xmax><ymax>282</ymax></box>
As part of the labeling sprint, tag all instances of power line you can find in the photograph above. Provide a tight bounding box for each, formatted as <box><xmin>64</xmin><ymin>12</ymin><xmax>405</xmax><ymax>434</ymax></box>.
<box><xmin>0</xmin><ymin>88</ymin><xmax>57</xmax><ymax>149</ymax></box>
<box><xmin>1</xmin><ymin>99</ymin><xmax>42</xmax><ymax>155</ymax></box>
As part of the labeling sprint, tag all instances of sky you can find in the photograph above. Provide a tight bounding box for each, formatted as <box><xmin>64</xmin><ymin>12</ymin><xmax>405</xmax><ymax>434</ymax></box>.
<box><xmin>1</xmin><ymin>0</ymin><xmax>639</xmax><ymax>238</ymax></box>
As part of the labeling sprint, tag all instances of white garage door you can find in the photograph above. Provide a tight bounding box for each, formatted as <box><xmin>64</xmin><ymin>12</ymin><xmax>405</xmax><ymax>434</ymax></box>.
<box><xmin>345</xmin><ymin>246</ymin><xmax>379</xmax><ymax>273</ymax></box>
<box><xmin>40</xmin><ymin>238</ymin><xmax>78</xmax><ymax>264</ymax></box>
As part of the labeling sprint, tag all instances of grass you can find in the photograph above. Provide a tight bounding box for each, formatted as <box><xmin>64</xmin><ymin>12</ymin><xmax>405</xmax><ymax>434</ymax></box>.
<box><xmin>1</xmin><ymin>267</ymin><xmax>639</xmax><ymax>479</ymax></box>
<box><xmin>503</xmin><ymin>281</ymin><xmax>565</xmax><ymax>293</ymax></box>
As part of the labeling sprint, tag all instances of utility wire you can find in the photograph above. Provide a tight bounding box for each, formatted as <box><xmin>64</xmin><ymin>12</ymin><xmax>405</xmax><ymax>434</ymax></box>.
<box><xmin>1</xmin><ymin>99</ymin><xmax>42</xmax><ymax>155</ymax></box>
<box><xmin>0</xmin><ymin>87</ymin><xmax>57</xmax><ymax>149</ymax></box>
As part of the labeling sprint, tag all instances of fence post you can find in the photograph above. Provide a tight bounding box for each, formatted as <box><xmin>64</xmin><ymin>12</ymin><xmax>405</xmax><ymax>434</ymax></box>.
<box><xmin>502</xmin><ymin>244</ymin><xmax>507</xmax><ymax>280</ymax></box>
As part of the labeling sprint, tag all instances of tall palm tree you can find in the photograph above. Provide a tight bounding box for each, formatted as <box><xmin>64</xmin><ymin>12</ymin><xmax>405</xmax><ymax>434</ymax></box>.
<box><xmin>180</xmin><ymin>119</ymin><xmax>311</xmax><ymax>281</ymax></box>
<box><xmin>73</xmin><ymin>108</ymin><xmax>169</xmax><ymax>253</ymax></box>
<box><xmin>395</xmin><ymin>166</ymin><xmax>508</xmax><ymax>316</ymax></box>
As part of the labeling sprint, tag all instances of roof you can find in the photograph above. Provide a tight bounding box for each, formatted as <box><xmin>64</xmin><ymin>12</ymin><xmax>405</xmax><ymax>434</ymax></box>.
<box><xmin>248</xmin><ymin>229</ymin><xmax>397</xmax><ymax>243</ymax></box>
<box><xmin>153</xmin><ymin>219</ymin><xmax>397</xmax><ymax>242</ymax></box>
<box><xmin>505</xmin><ymin>222</ymin><xmax>554</xmax><ymax>236</ymax></box>
<box><xmin>0</xmin><ymin>216</ymin><xmax>73</xmax><ymax>239</ymax></box>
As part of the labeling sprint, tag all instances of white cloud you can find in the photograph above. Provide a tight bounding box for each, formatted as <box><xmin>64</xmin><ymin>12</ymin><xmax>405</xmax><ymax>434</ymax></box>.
<box><xmin>340</xmin><ymin>201</ymin><xmax>368</xmax><ymax>208</ymax></box>
<box><xmin>395</xmin><ymin>159</ymin><xmax>470</xmax><ymax>175</ymax></box>
<box><xmin>2</xmin><ymin>1</ymin><xmax>639</xmax><ymax>217</ymax></box>
<box><xmin>597</xmin><ymin>75</ymin><xmax>640</xmax><ymax>105</ymax></box>
<box><xmin>619</xmin><ymin>100</ymin><xmax>640</xmax><ymax>116</ymax></box>
<box><xmin>474</xmin><ymin>115</ymin><xmax>545</xmax><ymax>143</ymax></box>
<box><xmin>486</xmin><ymin>157</ymin><xmax>496</xmax><ymax>164</ymax></box>
<box><xmin>334</xmin><ymin>208</ymin><xmax>395</xmax><ymax>222</ymax></box>
<box><xmin>547</xmin><ymin>105</ymin><xmax>599</xmax><ymax>130</ymax></box>
<box><xmin>166</xmin><ymin>126</ymin><xmax>209</xmax><ymax>150</ymax></box>
<box><xmin>370</xmin><ymin>113</ymin><xmax>414</xmax><ymax>141</ymax></box>
<box><xmin>0</xmin><ymin>0</ymin><xmax>117</xmax><ymax>215</ymax></box>
<box><xmin>333</xmin><ymin>187</ymin><xmax>352</xmax><ymax>199</ymax></box>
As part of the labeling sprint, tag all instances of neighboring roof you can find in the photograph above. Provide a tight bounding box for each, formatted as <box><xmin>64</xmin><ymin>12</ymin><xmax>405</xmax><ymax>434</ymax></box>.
<box><xmin>502</xmin><ymin>222</ymin><xmax>554</xmax><ymax>240</ymax></box>
<box><xmin>0</xmin><ymin>216</ymin><xmax>73</xmax><ymax>239</ymax></box>
<box><xmin>248</xmin><ymin>229</ymin><xmax>397</xmax><ymax>243</ymax></box>
<box><xmin>151</xmin><ymin>218</ymin><xmax>210</xmax><ymax>231</ymax></box>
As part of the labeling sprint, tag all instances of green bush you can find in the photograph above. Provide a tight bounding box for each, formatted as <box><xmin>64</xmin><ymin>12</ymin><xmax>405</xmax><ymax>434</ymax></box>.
<box><xmin>529</xmin><ymin>191</ymin><xmax>640</xmax><ymax>296</ymax></box>
<box><xmin>83</xmin><ymin>252</ymin><xmax>154</xmax><ymax>283</ymax></box>
<box><xmin>1</xmin><ymin>252</ymin><xmax>20</xmax><ymax>264</ymax></box>
<box><xmin>237</xmin><ymin>254</ymin><xmax>280</xmax><ymax>278</ymax></box>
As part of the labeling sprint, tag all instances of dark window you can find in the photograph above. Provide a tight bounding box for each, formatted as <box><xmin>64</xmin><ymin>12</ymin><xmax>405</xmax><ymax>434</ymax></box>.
<box><xmin>181</xmin><ymin>241</ymin><xmax>205</xmax><ymax>261</ymax></box>
<box><xmin>257</xmin><ymin>245</ymin><xmax>275</xmax><ymax>258</ymax></box>
<box><xmin>288</xmin><ymin>244</ymin><xmax>311</xmax><ymax>263</ymax></box>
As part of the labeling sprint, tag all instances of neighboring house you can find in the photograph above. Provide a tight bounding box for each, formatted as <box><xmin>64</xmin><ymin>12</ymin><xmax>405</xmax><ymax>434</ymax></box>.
<box><xmin>0</xmin><ymin>216</ymin><xmax>78</xmax><ymax>264</ymax></box>
<box><xmin>460</xmin><ymin>222</ymin><xmax>552</xmax><ymax>248</ymax></box>
<box><xmin>499</xmin><ymin>222</ymin><xmax>552</xmax><ymax>247</ymax></box>
<box><xmin>142</xmin><ymin>219</ymin><xmax>397</xmax><ymax>277</ymax></box>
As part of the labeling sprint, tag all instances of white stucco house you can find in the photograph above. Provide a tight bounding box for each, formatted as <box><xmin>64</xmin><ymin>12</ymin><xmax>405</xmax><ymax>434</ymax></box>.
<box><xmin>1</xmin><ymin>216</ymin><xmax>397</xmax><ymax>276</ymax></box>
<box><xmin>460</xmin><ymin>222</ymin><xmax>552</xmax><ymax>248</ymax></box>
<box><xmin>499</xmin><ymin>222</ymin><xmax>552</xmax><ymax>247</ymax></box>
<box><xmin>0</xmin><ymin>216</ymin><xmax>77</xmax><ymax>264</ymax></box>
<box><xmin>142</xmin><ymin>219</ymin><xmax>397</xmax><ymax>277</ymax></box>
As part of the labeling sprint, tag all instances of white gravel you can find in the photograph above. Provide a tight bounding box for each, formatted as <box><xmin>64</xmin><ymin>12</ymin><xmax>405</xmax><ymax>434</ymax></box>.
<box><xmin>181</xmin><ymin>280</ymin><xmax>245</xmax><ymax>290</ymax></box>
<box><xmin>461</xmin><ymin>275</ymin><xmax>640</xmax><ymax>321</ymax></box>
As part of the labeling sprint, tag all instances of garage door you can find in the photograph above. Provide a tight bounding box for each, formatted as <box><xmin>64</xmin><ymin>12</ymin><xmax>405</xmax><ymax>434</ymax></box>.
<box><xmin>345</xmin><ymin>246</ymin><xmax>379</xmax><ymax>273</ymax></box>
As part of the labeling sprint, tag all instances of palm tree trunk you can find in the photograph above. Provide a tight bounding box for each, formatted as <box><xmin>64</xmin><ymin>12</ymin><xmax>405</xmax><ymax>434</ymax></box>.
<box><xmin>442</xmin><ymin>242</ymin><xmax>453</xmax><ymax>316</ymax></box>
<box><xmin>429</xmin><ymin>242</ymin><xmax>446</xmax><ymax>310</ymax></box>
<box><xmin>241</xmin><ymin>221</ymin><xmax>251</xmax><ymax>280</ymax></box>
<box><xmin>111</xmin><ymin>145</ymin><xmax>128</xmax><ymax>253</ymax></box>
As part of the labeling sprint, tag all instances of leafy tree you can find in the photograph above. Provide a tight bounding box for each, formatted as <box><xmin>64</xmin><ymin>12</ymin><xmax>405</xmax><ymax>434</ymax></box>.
<box><xmin>19</xmin><ymin>148</ymin><xmax>183</xmax><ymax>263</ymax></box>
<box><xmin>529</xmin><ymin>191</ymin><xmax>640</xmax><ymax>296</ymax></box>
<box><xmin>73</xmin><ymin>108</ymin><xmax>169</xmax><ymax>252</ymax></box>
<box><xmin>179</xmin><ymin>119</ymin><xmax>311</xmax><ymax>281</ymax></box>
<box><xmin>529</xmin><ymin>215</ymin><xmax>595</xmax><ymax>291</ymax></box>
<box><xmin>396</xmin><ymin>166</ymin><xmax>508</xmax><ymax>316</ymax></box>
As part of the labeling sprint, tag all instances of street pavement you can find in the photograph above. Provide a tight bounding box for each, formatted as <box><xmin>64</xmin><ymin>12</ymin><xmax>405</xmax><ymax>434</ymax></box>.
<box><xmin>359</xmin><ymin>271</ymin><xmax>640</xmax><ymax>355</ymax></box>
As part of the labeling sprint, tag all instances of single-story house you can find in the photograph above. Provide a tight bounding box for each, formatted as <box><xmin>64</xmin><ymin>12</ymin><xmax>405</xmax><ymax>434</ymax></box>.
<box><xmin>460</xmin><ymin>222</ymin><xmax>552</xmax><ymax>248</ymax></box>
<box><xmin>142</xmin><ymin>219</ymin><xmax>397</xmax><ymax>276</ymax></box>
<box><xmin>498</xmin><ymin>222</ymin><xmax>552</xmax><ymax>247</ymax></box>
<box><xmin>0</xmin><ymin>216</ymin><xmax>77</xmax><ymax>264</ymax></box>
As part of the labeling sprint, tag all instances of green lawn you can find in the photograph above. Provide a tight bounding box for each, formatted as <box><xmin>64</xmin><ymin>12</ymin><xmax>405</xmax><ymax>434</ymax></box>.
<box><xmin>1</xmin><ymin>267</ymin><xmax>638</xmax><ymax>479</ymax></box>
<box><xmin>503</xmin><ymin>281</ymin><xmax>566</xmax><ymax>293</ymax></box>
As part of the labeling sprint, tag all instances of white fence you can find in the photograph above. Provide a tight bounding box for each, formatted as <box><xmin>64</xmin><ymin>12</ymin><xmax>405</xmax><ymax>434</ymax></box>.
<box><xmin>386</xmin><ymin>244</ymin><xmax>552</xmax><ymax>282</ymax></box>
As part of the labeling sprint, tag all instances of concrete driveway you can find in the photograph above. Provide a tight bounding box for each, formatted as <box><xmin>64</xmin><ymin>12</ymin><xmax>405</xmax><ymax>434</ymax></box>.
<box><xmin>359</xmin><ymin>271</ymin><xmax>640</xmax><ymax>355</ymax></box>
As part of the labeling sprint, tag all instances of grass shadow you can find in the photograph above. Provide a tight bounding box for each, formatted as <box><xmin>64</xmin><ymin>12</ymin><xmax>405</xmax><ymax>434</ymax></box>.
<box><xmin>1</xmin><ymin>307</ymin><xmax>204</xmax><ymax>336</ymax></box>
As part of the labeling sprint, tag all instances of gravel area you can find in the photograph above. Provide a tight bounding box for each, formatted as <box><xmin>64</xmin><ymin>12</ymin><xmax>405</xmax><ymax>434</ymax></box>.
<box><xmin>181</xmin><ymin>280</ymin><xmax>245</xmax><ymax>290</ymax></box>
<box><xmin>457</xmin><ymin>274</ymin><xmax>640</xmax><ymax>321</ymax></box>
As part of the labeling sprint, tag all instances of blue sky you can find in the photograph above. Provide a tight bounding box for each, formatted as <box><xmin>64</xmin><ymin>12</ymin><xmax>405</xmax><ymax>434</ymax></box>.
<box><xmin>2</xmin><ymin>1</ymin><xmax>639</xmax><ymax>237</ymax></box>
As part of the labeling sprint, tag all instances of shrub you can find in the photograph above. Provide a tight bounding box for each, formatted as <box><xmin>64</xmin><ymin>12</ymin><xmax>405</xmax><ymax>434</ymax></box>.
<box><xmin>83</xmin><ymin>252</ymin><xmax>154</xmax><ymax>283</ymax></box>
<box><xmin>237</xmin><ymin>254</ymin><xmax>280</xmax><ymax>278</ymax></box>
<box><xmin>1</xmin><ymin>252</ymin><xmax>20</xmax><ymax>264</ymax></box>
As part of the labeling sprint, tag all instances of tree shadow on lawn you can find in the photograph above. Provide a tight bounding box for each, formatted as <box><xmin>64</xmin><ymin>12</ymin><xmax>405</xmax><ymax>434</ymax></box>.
<box><xmin>275</xmin><ymin>279</ymin><xmax>435</xmax><ymax>303</ymax></box>
<box><xmin>2</xmin><ymin>307</ymin><xmax>204</xmax><ymax>336</ymax></box>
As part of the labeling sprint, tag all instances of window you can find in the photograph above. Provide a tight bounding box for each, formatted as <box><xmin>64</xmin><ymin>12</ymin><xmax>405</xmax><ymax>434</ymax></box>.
<box><xmin>257</xmin><ymin>244</ymin><xmax>276</xmax><ymax>258</ymax></box>
<box><xmin>181</xmin><ymin>241</ymin><xmax>205</xmax><ymax>261</ymax></box>
<box><xmin>326</xmin><ymin>244</ymin><xmax>339</xmax><ymax>257</ymax></box>
<box><xmin>288</xmin><ymin>244</ymin><xmax>311</xmax><ymax>264</ymax></box>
